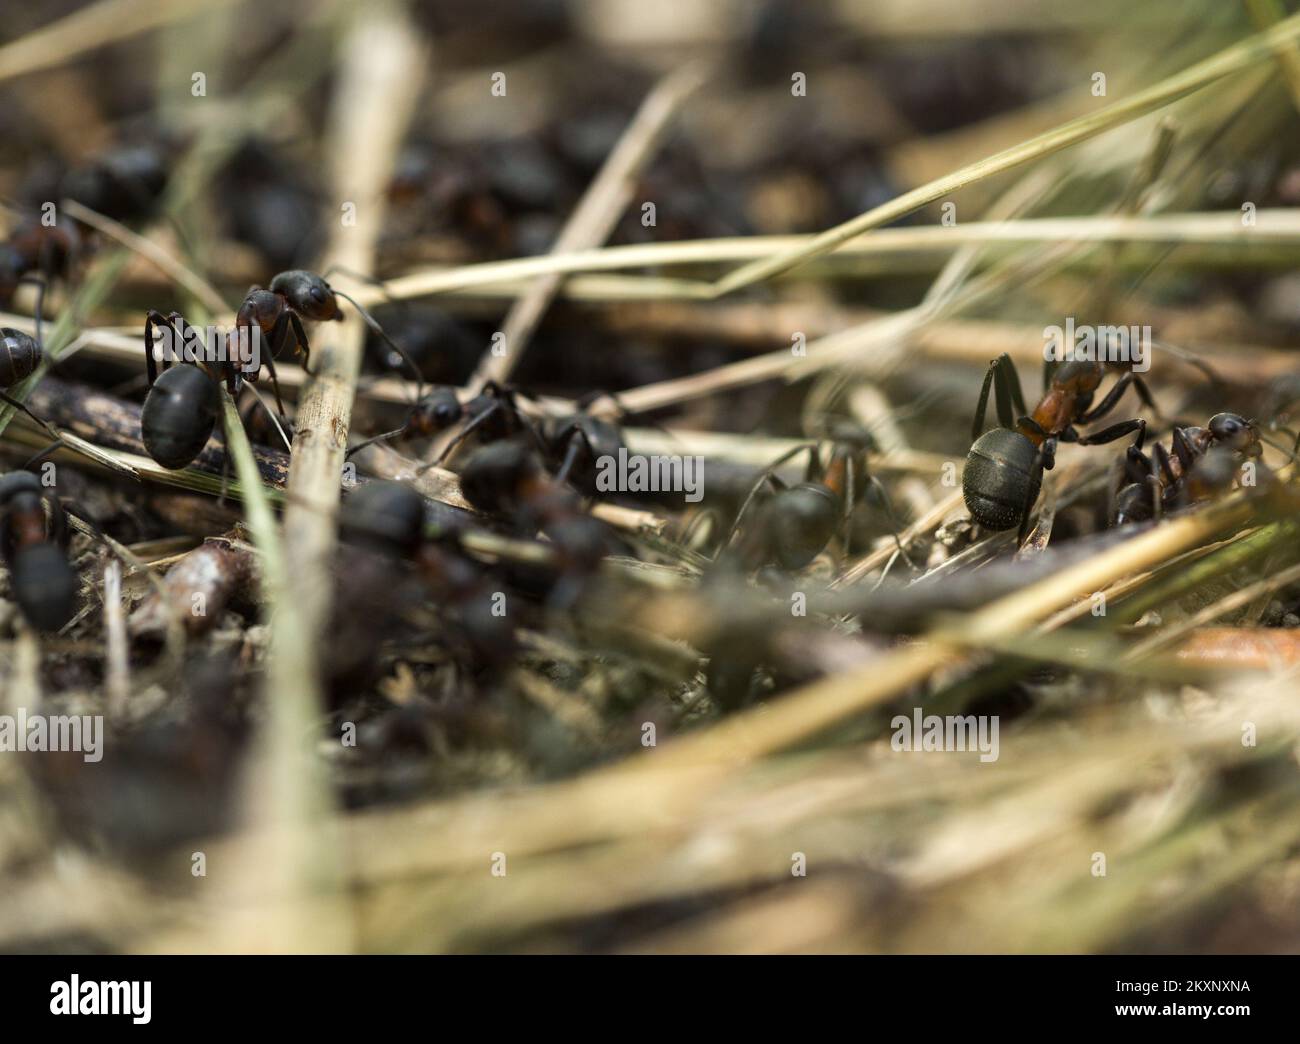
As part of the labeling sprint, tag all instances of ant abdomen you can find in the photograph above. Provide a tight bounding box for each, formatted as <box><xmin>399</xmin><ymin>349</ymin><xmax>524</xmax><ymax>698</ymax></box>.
<box><xmin>963</xmin><ymin>428</ymin><xmax>1042</xmax><ymax>531</ymax></box>
<box><xmin>769</xmin><ymin>484</ymin><xmax>840</xmax><ymax>570</ymax></box>
<box><xmin>342</xmin><ymin>481</ymin><xmax>427</xmax><ymax>556</ymax></box>
<box><xmin>11</xmin><ymin>542</ymin><xmax>77</xmax><ymax>632</ymax></box>
<box><xmin>0</xmin><ymin>328</ymin><xmax>42</xmax><ymax>386</ymax></box>
<box><xmin>142</xmin><ymin>365</ymin><xmax>221</xmax><ymax>469</ymax></box>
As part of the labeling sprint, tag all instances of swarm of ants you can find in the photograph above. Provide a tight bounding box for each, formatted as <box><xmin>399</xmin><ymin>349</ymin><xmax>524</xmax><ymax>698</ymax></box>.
<box><xmin>4</xmin><ymin>0</ymin><xmax>1300</xmax><ymax>955</ymax></box>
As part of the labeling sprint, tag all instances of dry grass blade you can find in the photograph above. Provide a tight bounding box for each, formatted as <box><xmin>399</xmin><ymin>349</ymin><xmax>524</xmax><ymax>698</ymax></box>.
<box><xmin>0</xmin><ymin>0</ymin><xmax>241</xmax><ymax>84</ymax></box>
<box><xmin>467</xmin><ymin>61</ymin><xmax>709</xmax><ymax>390</ymax></box>
<box><xmin>709</xmin><ymin>11</ymin><xmax>1300</xmax><ymax>295</ymax></box>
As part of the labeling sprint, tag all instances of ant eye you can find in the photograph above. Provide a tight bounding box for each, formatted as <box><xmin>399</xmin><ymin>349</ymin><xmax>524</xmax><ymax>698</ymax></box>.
<box><xmin>436</xmin><ymin>403</ymin><xmax>459</xmax><ymax>425</ymax></box>
<box><xmin>310</xmin><ymin>286</ymin><xmax>327</xmax><ymax>304</ymax></box>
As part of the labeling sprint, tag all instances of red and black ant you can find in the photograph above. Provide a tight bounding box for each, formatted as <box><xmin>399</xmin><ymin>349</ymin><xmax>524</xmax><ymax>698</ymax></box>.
<box><xmin>0</xmin><ymin>469</ymin><xmax>81</xmax><ymax>632</ymax></box>
<box><xmin>232</xmin><ymin>268</ymin><xmax>422</xmax><ymax>417</ymax></box>
<box><xmin>964</xmin><ymin>352</ymin><xmax>1153</xmax><ymax>543</ymax></box>
<box><xmin>723</xmin><ymin>419</ymin><xmax>912</xmax><ymax>573</ymax></box>
<box><xmin>1112</xmin><ymin>412</ymin><xmax>1273</xmax><ymax>525</ymax></box>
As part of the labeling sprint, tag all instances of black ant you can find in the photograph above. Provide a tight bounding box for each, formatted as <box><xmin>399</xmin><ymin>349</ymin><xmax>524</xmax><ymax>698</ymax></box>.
<box><xmin>1</xmin><ymin>288</ymin><xmax>68</xmax><ymax>445</ymax></box>
<box><xmin>723</xmin><ymin>419</ymin><xmax>911</xmax><ymax>573</ymax></box>
<box><xmin>141</xmin><ymin>311</ymin><xmax>251</xmax><ymax>471</ymax></box>
<box><xmin>458</xmin><ymin>439</ymin><xmax>616</xmax><ymax>608</ymax></box>
<box><xmin>0</xmin><ymin>222</ymin><xmax>81</xmax><ymax>307</ymax></box>
<box><xmin>541</xmin><ymin>397</ymin><xmax>628</xmax><ymax>497</ymax></box>
<box><xmin>346</xmin><ymin>382</ymin><xmax>536</xmax><ymax>464</ymax></box>
<box><xmin>1113</xmin><ymin>412</ymin><xmax>1272</xmax><ymax>525</ymax></box>
<box><xmin>964</xmin><ymin>352</ymin><xmax>1153</xmax><ymax>543</ymax></box>
<box><xmin>0</xmin><ymin>470</ymin><xmax>79</xmax><ymax>632</ymax></box>
<box><xmin>341</xmin><ymin>480</ymin><xmax>516</xmax><ymax>664</ymax></box>
<box><xmin>233</xmin><ymin>269</ymin><xmax>420</xmax><ymax>416</ymax></box>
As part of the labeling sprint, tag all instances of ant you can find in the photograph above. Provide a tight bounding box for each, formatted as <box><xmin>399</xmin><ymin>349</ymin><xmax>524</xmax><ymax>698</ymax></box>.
<box><xmin>723</xmin><ymin>419</ymin><xmax>911</xmax><ymax>573</ymax></box>
<box><xmin>0</xmin><ymin>222</ymin><xmax>81</xmax><ymax>307</ymax></box>
<box><xmin>1113</xmin><ymin>412</ymin><xmax>1270</xmax><ymax>525</ymax></box>
<box><xmin>964</xmin><ymin>352</ymin><xmax>1153</xmax><ymax>543</ymax></box>
<box><xmin>346</xmin><ymin>382</ymin><xmax>537</xmax><ymax>464</ymax></box>
<box><xmin>233</xmin><ymin>269</ymin><xmax>420</xmax><ymax>416</ymax></box>
<box><xmin>141</xmin><ymin>312</ymin><xmax>238</xmax><ymax>470</ymax></box>
<box><xmin>0</xmin><ymin>470</ymin><xmax>79</xmax><ymax>632</ymax></box>
<box><xmin>341</xmin><ymin>480</ymin><xmax>516</xmax><ymax>664</ymax></box>
<box><xmin>1</xmin><ymin>288</ymin><xmax>69</xmax><ymax>445</ymax></box>
<box><xmin>458</xmin><ymin>439</ymin><xmax>616</xmax><ymax>608</ymax></box>
<box><xmin>540</xmin><ymin>396</ymin><xmax>627</xmax><ymax>497</ymax></box>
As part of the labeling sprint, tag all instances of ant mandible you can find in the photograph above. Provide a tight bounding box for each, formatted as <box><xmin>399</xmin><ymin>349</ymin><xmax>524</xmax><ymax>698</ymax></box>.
<box><xmin>964</xmin><ymin>352</ymin><xmax>1152</xmax><ymax>543</ymax></box>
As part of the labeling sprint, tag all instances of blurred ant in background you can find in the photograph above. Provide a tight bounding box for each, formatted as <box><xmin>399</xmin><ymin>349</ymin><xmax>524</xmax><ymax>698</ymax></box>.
<box><xmin>459</xmin><ymin>439</ymin><xmax>618</xmax><ymax>608</ymax></box>
<box><xmin>0</xmin><ymin>459</ymin><xmax>104</xmax><ymax>632</ymax></box>
<box><xmin>341</xmin><ymin>480</ymin><xmax>517</xmax><ymax>672</ymax></box>
<box><xmin>722</xmin><ymin>418</ymin><xmax>912</xmax><ymax>574</ymax></box>
<box><xmin>964</xmin><ymin>352</ymin><xmax>1152</xmax><ymax>543</ymax></box>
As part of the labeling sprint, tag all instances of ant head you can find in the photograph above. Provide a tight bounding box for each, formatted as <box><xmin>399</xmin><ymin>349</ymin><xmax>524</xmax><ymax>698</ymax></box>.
<box><xmin>818</xmin><ymin>417</ymin><xmax>877</xmax><ymax>453</ymax></box>
<box><xmin>1208</xmin><ymin>412</ymin><xmax>1259</xmax><ymax>454</ymax></box>
<box><xmin>0</xmin><ymin>470</ymin><xmax>44</xmax><ymax>507</ymax></box>
<box><xmin>269</xmin><ymin>270</ymin><xmax>342</xmax><ymax>321</ymax></box>
<box><xmin>410</xmin><ymin>386</ymin><xmax>463</xmax><ymax>435</ymax></box>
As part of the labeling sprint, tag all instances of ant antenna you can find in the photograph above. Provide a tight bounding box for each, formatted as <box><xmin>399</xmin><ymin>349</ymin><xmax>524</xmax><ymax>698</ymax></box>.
<box><xmin>1150</xmin><ymin>339</ymin><xmax>1222</xmax><ymax>389</ymax></box>
<box><xmin>242</xmin><ymin>382</ymin><xmax>293</xmax><ymax>453</ymax></box>
<box><xmin>329</xmin><ymin>286</ymin><xmax>425</xmax><ymax>403</ymax></box>
<box><xmin>346</xmin><ymin>424</ymin><xmax>410</xmax><ymax>461</ymax></box>
<box><xmin>18</xmin><ymin>276</ymin><xmax>46</xmax><ymax>346</ymax></box>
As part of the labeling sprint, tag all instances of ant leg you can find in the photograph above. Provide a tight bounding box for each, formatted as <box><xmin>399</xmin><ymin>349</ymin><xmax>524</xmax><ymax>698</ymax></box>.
<box><xmin>1153</xmin><ymin>440</ymin><xmax>1177</xmax><ymax>487</ymax></box>
<box><xmin>346</xmin><ymin>425</ymin><xmax>409</xmax><ymax>460</ymax></box>
<box><xmin>1076</xmin><ymin>418</ymin><xmax>1145</xmax><ymax>446</ymax></box>
<box><xmin>421</xmin><ymin>400</ymin><xmax>507</xmax><ymax>471</ymax></box>
<box><xmin>1040</xmin><ymin>436</ymin><xmax>1057</xmax><ymax>471</ymax></box>
<box><xmin>997</xmin><ymin>353</ymin><xmax>1029</xmax><ymax>417</ymax></box>
<box><xmin>287</xmin><ymin>313</ymin><xmax>314</xmax><ymax>376</ymax></box>
<box><xmin>1016</xmin><ymin>444</ymin><xmax>1049</xmax><ymax>547</ymax></box>
<box><xmin>1171</xmin><ymin>426</ymin><xmax>1196</xmax><ymax>473</ymax></box>
<box><xmin>724</xmin><ymin>444</ymin><xmax>818</xmax><ymax>547</ymax></box>
<box><xmin>21</xmin><ymin>440</ymin><xmax>63</xmax><ymax>471</ymax></box>
<box><xmin>144</xmin><ymin>310</ymin><xmax>169</xmax><ymax>386</ymax></box>
<box><xmin>261</xmin><ymin>338</ymin><xmax>287</xmax><ymax>418</ymax></box>
<box><xmin>0</xmin><ymin>390</ymin><xmax>63</xmax><ymax>443</ymax></box>
<box><xmin>972</xmin><ymin>362</ymin><xmax>997</xmax><ymax>439</ymax></box>
<box><xmin>1078</xmin><ymin>373</ymin><xmax>1139</xmax><ymax>424</ymax></box>
<box><xmin>1123</xmin><ymin>443</ymin><xmax>1154</xmax><ymax>485</ymax></box>
<box><xmin>992</xmin><ymin>359</ymin><xmax>1020</xmax><ymax>430</ymax></box>
<box><xmin>553</xmin><ymin>428</ymin><xmax>597</xmax><ymax>487</ymax></box>
<box><xmin>330</xmin><ymin>287</ymin><xmax>423</xmax><ymax>398</ymax></box>
<box><xmin>17</xmin><ymin>276</ymin><xmax>47</xmax><ymax>346</ymax></box>
<box><xmin>864</xmin><ymin>471</ymin><xmax>917</xmax><ymax>569</ymax></box>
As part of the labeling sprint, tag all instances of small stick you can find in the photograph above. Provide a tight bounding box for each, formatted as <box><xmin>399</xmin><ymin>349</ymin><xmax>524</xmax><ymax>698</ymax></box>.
<box><xmin>61</xmin><ymin>198</ymin><xmax>229</xmax><ymax>315</ymax></box>
<box><xmin>466</xmin><ymin>62</ymin><xmax>709</xmax><ymax>392</ymax></box>
<box><xmin>102</xmin><ymin>560</ymin><xmax>129</xmax><ymax>718</ymax></box>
